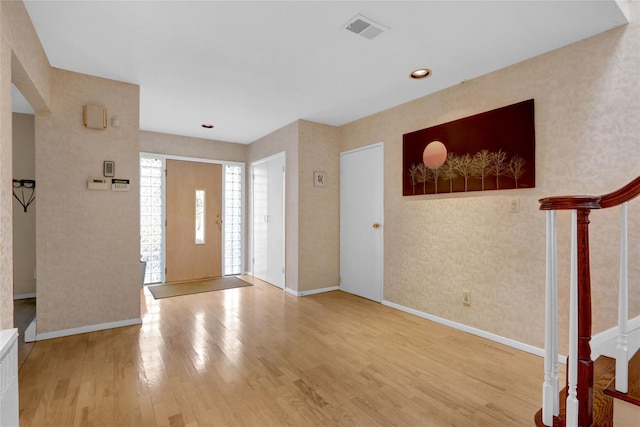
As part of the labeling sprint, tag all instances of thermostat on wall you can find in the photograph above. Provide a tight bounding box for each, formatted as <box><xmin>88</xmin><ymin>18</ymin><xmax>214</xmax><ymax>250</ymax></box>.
<box><xmin>87</xmin><ymin>178</ymin><xmax>108</xmax><ymax>191</ymax></box>
<box><xmin>112</xmin><ymin>179</ymin><xmax>130</xmax><ymax>191</ymax></box>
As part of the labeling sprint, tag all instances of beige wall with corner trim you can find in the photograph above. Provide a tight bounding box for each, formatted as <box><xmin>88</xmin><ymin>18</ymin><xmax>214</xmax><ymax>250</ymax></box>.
<box><xmin>297</xmin><ymin>120</ymin><xmax>340</xmax><ymax>293</ymax></box>
<box><xmin>246</xmin><ymin>120</ymin><xmax>341</xmax><ymax>294</ymax></box>
<box><xmin>35</xmin><ymin>68</ymin><xmax>140</xmax><ymax>335</ymax></box>
<box><xmin>12</xmin><ymin>112</ymin><xmax>36</xmax><ymax>298</ymax></box>
<box><xmin>140</xmin><ymin>130</ymin><xmax>247</xmax><ymax>163</ymax></box>
<box><xmin>339</xmin><ymin>5</ymin><xmax>640</xmax><ymax>351</ymax></box>
<box><xmin>2</xmin><ymin>0</ymin><xmax>638</xmax><ymax>348</ymax></box>
<box><xmin>247</xmin><ymin>121</ymin><xmax>300</xmax><ymax>292</ymax></box>
<box><xmin>3</xmin><ymin>0</ymin><xmax>143</xmax><ymax>334</ymax></box>
<box><xmin>0</xmin><ymin>0</ymin><xmax>52</xmax><ymax>329</ymax></box>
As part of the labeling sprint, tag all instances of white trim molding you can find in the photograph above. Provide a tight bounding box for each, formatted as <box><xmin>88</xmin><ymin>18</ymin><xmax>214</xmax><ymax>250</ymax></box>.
<box><xmin>286</xmin><ymin>286</ymin><xmax>340</xmax><ymax>297</ymax></box>
<box><xmin>591</xmin><ymin>315</ymin><xmax>640</xmax><ymax>359</ymax></box>
<box><xmin>14</xmin><ymin>293</ymin><xmax>36</xmax><ymax>300</ymax></box>
<box><xmin>35</xmin><ymin>318</ymin><xmax>142</xmax><ymax>341</ymax></box>
<box><xmin>382</xmin><ymin>299</ymin><xmax>563</xmax><ymax>361</ymax></box>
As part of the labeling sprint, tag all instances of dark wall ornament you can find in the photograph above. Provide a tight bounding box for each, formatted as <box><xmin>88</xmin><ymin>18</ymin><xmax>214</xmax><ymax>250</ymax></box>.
<box><xmin>403</xmin><ymin>99</ymin><xmax>535</xmax><ymax>196</ymax></box>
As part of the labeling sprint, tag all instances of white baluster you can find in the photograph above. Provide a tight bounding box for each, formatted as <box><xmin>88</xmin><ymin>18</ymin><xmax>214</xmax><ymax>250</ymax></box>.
<box><xmin>566</xmin><ymin>210</ymin><xmax>579</xmax><ymax>427</ymax></box>
<box><xmin>551</xmin><ymin>210</ymin><xmax>559</xmax><ymax>418</ymax></box>
<box><xmin>616</xmin><ymin>202</ymin><xmax>629</xmax><ymax>393</ymax></box>
<box><xmin>542</xmin><ymin>210</ymin><xmax>559</xmax><ymax>426</ymax></box>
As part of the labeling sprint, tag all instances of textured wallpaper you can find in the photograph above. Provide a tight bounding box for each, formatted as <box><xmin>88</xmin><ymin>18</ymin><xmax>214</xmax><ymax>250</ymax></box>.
<box><xmin>339</xmin><ymin>6</ymin><xmax>640</xmax><ymax>350</ymax></box>
<box><xmin>35</xmin><ymin>68</ymin><xmax>141</xmax><ymax>334</ymax></box>
<box><xmin>247</xmin><ymin>121</ymin><xmax>300</xmax><ymax>291</ymax></box>
<box><xmin>0</xmin><ymin>46</ymin><xmax>11</xmax><ymax>329</ymax></box>
<box><xmin>246</xmin><ymin>120</ymin><xmax>341</xmax><ymax>293</ymax></box>
<box><xmin>298</xmin><ymin>120</ymin><xmax>340</xmax><ymax>292</ymax></box>
<box><xmin>0</xmin><ymin>0</ymin><xmax>52</xmax><ymax>329</ymax></box>
<box><xmin>140</xmin><ymin>130</ymin><xmax>247</xmax><ymax>163</ymax></box>
<box><xmin>12</xmin><ymin>113</ymin><xmax>36</xmax><ymax>297</ymax></box>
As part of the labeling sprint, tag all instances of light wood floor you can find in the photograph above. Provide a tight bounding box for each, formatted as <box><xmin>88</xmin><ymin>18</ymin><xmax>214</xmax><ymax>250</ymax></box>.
<box><xmin>19</xmin><ymin>276</ymin><xmax>544</xmax><ymax>426</ymax></box>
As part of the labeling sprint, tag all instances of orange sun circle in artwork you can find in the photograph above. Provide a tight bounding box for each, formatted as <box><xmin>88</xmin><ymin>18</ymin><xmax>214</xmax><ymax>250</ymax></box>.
<box><xmin>422</xmin><ymin>141</ymin><xmax>447</xmax><ymax>169</ymax></box>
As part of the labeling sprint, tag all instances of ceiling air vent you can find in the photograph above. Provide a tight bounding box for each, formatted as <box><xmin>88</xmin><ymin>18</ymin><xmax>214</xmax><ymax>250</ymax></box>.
<box><xmin>344</xmin><ymin>14</ymin><xmax>387</xmax><ymax>40</ymax></box>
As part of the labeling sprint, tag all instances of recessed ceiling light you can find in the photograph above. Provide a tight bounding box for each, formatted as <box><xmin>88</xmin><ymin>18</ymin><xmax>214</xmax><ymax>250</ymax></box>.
<box><xmin>410</xmin><ymin>68</ymin><xmax>432</xmax><ymax>79</ymax></box>
<box><xmin>201</xmin><ymin>123</ymin><xmax>214</xmax><ymax>129</ymax></box>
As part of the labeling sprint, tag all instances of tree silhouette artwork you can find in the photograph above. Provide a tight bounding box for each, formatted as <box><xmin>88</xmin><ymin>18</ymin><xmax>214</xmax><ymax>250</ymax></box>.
<box><xmin>506</xmin><ymin>155</ymin><xmax>526</xmax><ymax>188</ymax></box>
<box><xmin>408</xmin><ymin>163</ymin><xmax>420</xmax><ymax>195</ymax></box>
<box><xmin>492</xmin><ymin>149</ymin><xmax>507</xmax><ymax>190</ymax></box>
<box><xmin>402</xmin><ymin>99</ymin><xmax>535</xmax><ymax>195</ymax></box>
<box><xmin>441</xmin><ymin>153</ymin><xmax>458</xmax><ymax>193</ymax></box>
<box><xmin>416</xmin><ymin>163</ymin><xmax>431</xmax><ymax>194</ymax></box>
<box><xmin>453</xmin><ymin>153</ymin><xmax>474</xmax><ymax>192</ymax></box>
<box><xmin>472</xmin><ymin>149</ymin><xmax>493</xmax><ymax>191</ymax></box>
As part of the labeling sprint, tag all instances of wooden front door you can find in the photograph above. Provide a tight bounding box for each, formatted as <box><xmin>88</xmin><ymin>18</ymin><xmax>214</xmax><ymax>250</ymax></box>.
<box><xmin>166</xmin><ymin>160</ymin><xmax>222</xmax><ymax>282</ymax></box>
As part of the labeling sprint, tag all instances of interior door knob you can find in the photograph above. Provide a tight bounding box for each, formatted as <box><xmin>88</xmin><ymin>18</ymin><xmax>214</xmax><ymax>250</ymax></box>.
<box><xmin>373</xmin><ymin>223</ymin><xmax>380</xmax><ymax>229</ymax></box>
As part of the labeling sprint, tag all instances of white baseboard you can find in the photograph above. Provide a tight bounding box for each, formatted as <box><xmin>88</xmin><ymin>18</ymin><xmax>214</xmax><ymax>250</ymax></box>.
<box><xmin>35</xmin><ymin>318</ymin><xmax>142</xmax><ymax>341</ymax></box>
<box><xmin>285</xmin><ymin>286</ymin><xmax>340</xmax><ymax>297</ymax></box>
<box><xmin>14</xmin><ymin>293</ymin><xmax>36</xmax><ymax>300</ymax></box>
<box><xmin>284</xmin><ymin>287</ymin><xmax>298</xmax><ymax>296</ymax></box>
<box><xmin>591</xmin><ymin>316</ymin><xmax>640</xmax><ymax>359</ymax></box>
<box><xmin>382</xmin><ymin>299</ymin><xmax>552</xmax><ymax>360</ymax></box>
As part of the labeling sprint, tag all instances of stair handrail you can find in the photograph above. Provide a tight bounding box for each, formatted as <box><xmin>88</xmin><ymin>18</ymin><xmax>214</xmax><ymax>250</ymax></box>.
<box><xmin>538</xmin><ymin>175</ymin><xmax>640</xmax><ymax>427</ymax></box>
<box><xmin>599</xmin><ymin>175</ymin><xmax>640</xmax><ymax>208</ymax></box>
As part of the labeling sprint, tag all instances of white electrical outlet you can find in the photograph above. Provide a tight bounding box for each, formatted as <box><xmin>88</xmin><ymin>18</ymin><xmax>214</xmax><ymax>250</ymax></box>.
<box><xmin>509</xmin><ymin>198</ymin><xmax>520</xmax><ymax>213</ymax></box>
<box><xmin>463</xmin><ymin>291</ymin><xmax>471</xmax><ymax>306</ymax></box>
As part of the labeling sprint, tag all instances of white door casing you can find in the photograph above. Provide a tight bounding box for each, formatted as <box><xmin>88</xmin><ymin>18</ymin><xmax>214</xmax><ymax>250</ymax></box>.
<box><xmin>252</xmin><ymin>152</ymin><xmax>285</xmax><ymax>289</ymax></box>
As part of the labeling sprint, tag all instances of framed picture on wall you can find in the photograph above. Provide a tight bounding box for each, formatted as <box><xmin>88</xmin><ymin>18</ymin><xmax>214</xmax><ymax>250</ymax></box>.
<box><xmin>103</xmin><ymin>160</ymin><xmax>115</xmax><ymax>177</ymax></box>
<box><xmin>402</xmin><ymin>99</ymin><xmax>535</xmax><ymax>196</ymax></box>
<box><xmin>314</xmin><ymin>171</ymin><xmax>327</xmax><ymax>187</ymax></box>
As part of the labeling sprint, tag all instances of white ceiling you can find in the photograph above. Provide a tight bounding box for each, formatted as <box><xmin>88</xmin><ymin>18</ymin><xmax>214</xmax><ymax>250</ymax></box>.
<box><xmin>18</xmin><ymin>1</ymin><xmax>628</xmax><ymax>144</ymax></box>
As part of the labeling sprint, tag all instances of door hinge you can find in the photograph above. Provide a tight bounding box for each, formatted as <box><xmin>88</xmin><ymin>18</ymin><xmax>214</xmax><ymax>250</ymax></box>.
<box><xmin>282</xmin><ymin>267</ymin><xmax>285</xmax><ymax>274</ymax></box>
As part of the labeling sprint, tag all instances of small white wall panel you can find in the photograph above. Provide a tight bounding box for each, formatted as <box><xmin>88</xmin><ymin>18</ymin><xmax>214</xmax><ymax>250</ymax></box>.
<box><xmin>0</xmin><ymin>329</ymin><xmax>19</xmax><ymax>427</ymax></box>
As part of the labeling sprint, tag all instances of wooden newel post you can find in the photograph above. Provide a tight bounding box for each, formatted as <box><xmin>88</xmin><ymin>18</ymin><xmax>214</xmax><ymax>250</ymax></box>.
<box><xmin>576</xmin><ymin>208</ymin><xmax>594</xmax><ymax>427</ymax></box>
<box><xmin>539</xmin><ymin>196</ymin><xmax>600</xmax><ymax>427</ymax></box>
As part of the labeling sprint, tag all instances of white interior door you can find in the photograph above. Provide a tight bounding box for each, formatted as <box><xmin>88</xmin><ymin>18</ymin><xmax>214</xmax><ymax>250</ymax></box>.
<box><xmin>340</xmin><ymin>143</ymin><xmax>384</xmax><ymax>301</ymax></box>
<box><xmin>252</xmin><ymin>153</ymin><xmax>285</xmax><ymax>288</ymax></box>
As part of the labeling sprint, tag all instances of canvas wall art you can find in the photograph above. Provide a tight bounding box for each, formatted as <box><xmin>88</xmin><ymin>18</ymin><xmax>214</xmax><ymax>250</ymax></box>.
<box><xmin>402</xmin><ymin>99</ymin><xmax>535</xmax><ymax>196</ymax></box>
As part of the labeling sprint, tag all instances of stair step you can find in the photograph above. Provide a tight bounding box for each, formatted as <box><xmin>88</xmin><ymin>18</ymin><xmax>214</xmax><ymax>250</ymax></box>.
<box><xmin>603</xmin><ymin>349</ymin><xmax>640</xmax><ymax>407</ymax></box>
<box><xmin>535</xmin><ymin>355</ymin><xmax>615</xmax><ymax>427</ymax></box>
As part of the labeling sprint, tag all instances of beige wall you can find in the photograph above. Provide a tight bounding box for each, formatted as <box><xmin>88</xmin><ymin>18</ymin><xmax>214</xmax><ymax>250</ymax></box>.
<box><xmin>297</xmin><ymin>120</ymin><xmax>340</xmax><ymax>292</ymax></box>
<box><xmin>246</xmin><ymin>120</ymin><xmax>341</xmax><ymax>294</ymax></box>
<box><xmin>0</xmin><ymin>0</ymin><xmax>51</xmax><ymax>329</ymax></box>
<box><xmin>12</xmin><ymin>112</ymin><xmax>36</xmax><ymax>297</ymax></box>
<box><xmin>35</xmin><ymin>68</ymin><xmax>140</xmax><ymax>334</ymax></box>
<box><xmin>339</xmin><ymin>6</ymin><xmax>640</xmax><ymax>349</ymax></box>
<box><xmin>247</xmin><ymin>121</ymin><xmax>299</xmax><ymax>291</ymax></box>
<box><xmin>140</xmin><ymin>130</ymin><xmax>246</xmax><ymax>163</ymax></box>
<box><xmin>2</xmin><ymin>0</ymin><xmax>638</xmax><ymax>348</ymax></box>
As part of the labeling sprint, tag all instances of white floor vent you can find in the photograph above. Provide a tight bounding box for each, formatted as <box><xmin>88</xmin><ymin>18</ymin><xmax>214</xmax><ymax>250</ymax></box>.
<box><xmin>0</xmin><ymin>329</ymin><xmax>19</xmax><ymax>427</ymax></box>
